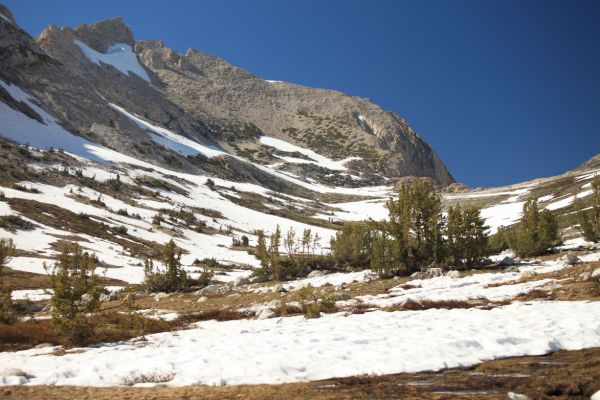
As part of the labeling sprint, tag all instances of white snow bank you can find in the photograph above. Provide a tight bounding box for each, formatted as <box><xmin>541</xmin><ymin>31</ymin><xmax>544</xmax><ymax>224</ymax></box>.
<box><xmin>353</xmin><ymin>257</ymin><xmax>578</xmax><ymax>308</ymax></box>
<box><xmin>1</xmin><ymin>301</ymin><xmax>599</xmax><ymax>386</ymax></box>
<box><xmin>545</xmin><ymin>190</ymin><xmax>593</xmax><ymax>211</ymax></box>
<box><xmin>11</xmin><ymin>289</ymin><xmax>52</xmax><ymax>301</ymax></box>
<box><xmin>284</xmin><ymin>270</ymin><xmax>372</xmax><ymax>291</ymax></box>
<box><xmin>259</xmin><ymin>136</ymin><xmax>360</xmax><ymax>171</ymax></box>
<box><xmin>73</xmin><ymin>40</ymin><xmax>150</xmax><ymax>82</ymax></box>
<box><xmin>480</xmin><ymin>201</ymin><xmax>524</xmax><ymax>234</ymax></box>
<box><xmin>109</xmin><ymin>103</ymin><xmax>226</xmax><ymax>158</ymax></box>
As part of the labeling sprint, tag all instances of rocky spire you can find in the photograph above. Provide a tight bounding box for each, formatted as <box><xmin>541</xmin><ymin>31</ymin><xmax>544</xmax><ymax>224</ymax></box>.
<box><xmin>72</xmin><ymin>17</ymin><xmax>135</xmax><ymax>52</ymax></box>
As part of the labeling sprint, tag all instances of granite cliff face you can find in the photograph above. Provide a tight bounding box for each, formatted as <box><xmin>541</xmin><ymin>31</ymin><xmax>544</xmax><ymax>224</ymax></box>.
<box><xmin>0</xmin><ymin>6</ymin><xmax>454</xmax><ymax>188</ymax></box>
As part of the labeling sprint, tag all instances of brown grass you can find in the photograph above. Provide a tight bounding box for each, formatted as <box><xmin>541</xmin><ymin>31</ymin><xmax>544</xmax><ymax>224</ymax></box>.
<box><xmin>0</xmin><ymin>267</ymin><xmax>125</xmax><ymax>291</ymax></box>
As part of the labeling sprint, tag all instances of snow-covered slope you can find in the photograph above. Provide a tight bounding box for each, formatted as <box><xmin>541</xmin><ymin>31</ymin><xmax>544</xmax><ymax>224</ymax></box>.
<box><xmin>1</xmin><ymin>301</ymin><xmax>599</xmax><ymax>386</ymax></box>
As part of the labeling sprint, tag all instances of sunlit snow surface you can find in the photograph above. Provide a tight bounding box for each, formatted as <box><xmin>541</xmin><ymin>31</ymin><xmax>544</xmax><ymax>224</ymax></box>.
<box><xmin>74</xmin><ymin>40</ymin><xmax>150</xmax><ymax>82</ymax></box>
<box><xmin>109</xmin><ymin>103</ymin><xmax>226</xmax><ymax>157</ymax></box>
<box><xmin>259</xmin><ymin>136</ymin><xmax>361</xmax><ymax>171</ymax></box>
<box><xmin>0</xmin><ymin>301</ymin><xmax>599</xmax><ymax>386</ymax></box>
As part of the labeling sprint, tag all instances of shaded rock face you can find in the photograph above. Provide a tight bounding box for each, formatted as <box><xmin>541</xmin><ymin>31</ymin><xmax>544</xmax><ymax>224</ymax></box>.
<box><xmin>0</xmin><ymin>5</ymin><xmax>454</xmax><ymax>187</ymax></box>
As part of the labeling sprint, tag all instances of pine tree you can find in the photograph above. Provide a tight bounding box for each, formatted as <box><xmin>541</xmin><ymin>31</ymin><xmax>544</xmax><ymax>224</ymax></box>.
<box><xmin>49</xmin><ymin>242</ymin><xmax>101</xmax><ymax>346</ymax></box>
<box><xmin>269</xmin><ymin>225</ymin><xmax>282</xmax><ymax>278</ymax></box>
<box><xmin>301</xmin><ymin>228</ymin><xmax>312</xmax><ymax>261</ymax></box>
<box><xmin>461</xmin><ymin>206</ymin><xmax>489</xmax><ymax>267</ymax></box>
<box><xmin>330</xmin><ymin>223</ymin><xmax>374</xmax><ymax>268</ymax></box>
<box><xmin>255</xmin><ymin>230</ymin><xmax>269</xmax><ymax>268</ymax></box>
<box><xmin>0</xmin><ymin>238</ymin><xmax>15</xmax><ymax>283</ymax></box>
<box><xmin>511</xmin><ymin>199</ymin><xmax>560</xmax><ymax>257</ymax></box>
<box><xmin>576</xmin><ymin>175</ymin><xmax>600</xmax><ymax>243</ymax></box>
<box><xmin>0</xmin><ymin>238</ymin><xmax>16</xmax><ymax>324</ymax></box>
<box><xmin>446</xmin><ymin>205</ymin><xmax>464</xmax><ymax>267</ymax></box>
<box><xmin>370</xmin><ymin>234</ymin><xmax>403</xmax><ymax>278</ymax></box>
<box><xmin>385</xmin><ymin>178</ymin><xmax>443</xmax><ymax>273</ymax></box>
<box><xmin>284</xmin><ymin>227</ymin><xmax>296</xmax><ymax>259</ymax></box>
<box><xmin>143</xmin><ymin>239</ymin><xmax>189</xmax><ymax>292</ymax></box>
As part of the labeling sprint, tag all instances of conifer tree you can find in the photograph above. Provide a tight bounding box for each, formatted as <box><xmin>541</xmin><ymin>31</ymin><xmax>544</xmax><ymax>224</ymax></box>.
<box><xmin>330</xmin><ymin>223</ymin><xmax>374</xmax><ymax>268</ymax></box>
<box><xmin>576</xmin><ymin>175</ymin><xmax>600</xmax><ymax>243</ymax></box>
<box><xmin>385</xmin><ymin>178</ymin><xmax>443</xmax><ymax>273</ymax></box>
<box><xmin>256</xmin><ymin>230</ymin><xmax>269</xmax><ymax>268</ymax></box>
<box><xmin>446</xmin><ymin>205</ymin><xmax>489</xmax><ymax>268</ymax></box>
<box><xmin>284</xmin><ymin>227</ymin><xmax>296</xmax><ymax>259</ymax></box>
<box><xmin>49</xmin><ymin>242</ymin><xmax>101</xmax><ymax>345</ymax></box>
<box><xmin>143</xmin><ymin>239</ymin><xmax>189</xmax><ymax>292</ymax></box>
<box><xmin>511</xmin><ymin>199</ymin><xmax>560</xmax><ymax>257</ymax></box>
<box><xmin>0</xmin><ymin>238</ymin><xmax>16</xmax><ymax>323</ymax></box>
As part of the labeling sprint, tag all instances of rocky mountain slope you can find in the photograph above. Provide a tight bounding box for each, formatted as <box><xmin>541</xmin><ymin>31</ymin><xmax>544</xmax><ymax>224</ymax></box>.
<box><xmin>0</xmin><ymin>5</ymin><xmax>452</xmax><ymax>189</ymax></box>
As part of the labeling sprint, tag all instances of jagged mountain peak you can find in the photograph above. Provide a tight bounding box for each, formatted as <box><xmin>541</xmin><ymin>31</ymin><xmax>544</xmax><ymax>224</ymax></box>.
<box><xmin>38</xmin><ymin>16</ymin><xmax>134</xmax><ymax>53</ymax></box>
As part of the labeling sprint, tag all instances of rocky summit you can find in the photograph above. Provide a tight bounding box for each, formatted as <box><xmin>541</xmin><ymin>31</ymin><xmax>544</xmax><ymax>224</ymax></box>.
<box><xmin>0</xmin><ymin>7</ymin><xmax>453</xmax><ymax>188</ymax></box>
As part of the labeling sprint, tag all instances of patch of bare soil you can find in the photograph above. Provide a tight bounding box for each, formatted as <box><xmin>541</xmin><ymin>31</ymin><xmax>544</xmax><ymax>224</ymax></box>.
<box><xmin>3</xmin><ymin>347</ymin><xmax>599</xmax><ymax>399</ymax></box>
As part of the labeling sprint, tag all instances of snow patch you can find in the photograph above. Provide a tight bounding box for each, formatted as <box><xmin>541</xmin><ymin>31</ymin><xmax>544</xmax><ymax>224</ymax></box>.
<box><xmin>74</xmin><ymin>40</ymin><xmax>150</xmax><ymax>82</ymax></box>
<box><xmin>109</xmin><ymin>103</ymin><xmax>226</xmax><ymax>158</ymax></box>
<box><xmin>259</xmin><ymin>136</ymin><xmax>360</xmax><ymax>171</ymax></box>
<box><xmin>0</xmin><ymin>301</ymin><xmax>598</xmax><ymax>386</ymax></box>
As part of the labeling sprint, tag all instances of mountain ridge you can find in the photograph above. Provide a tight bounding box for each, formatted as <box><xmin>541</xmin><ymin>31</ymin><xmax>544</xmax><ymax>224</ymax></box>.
<box><xmin>0</xmin><ymin>7</ymin><xmax>454</xmax><ymax>188</ymax></box>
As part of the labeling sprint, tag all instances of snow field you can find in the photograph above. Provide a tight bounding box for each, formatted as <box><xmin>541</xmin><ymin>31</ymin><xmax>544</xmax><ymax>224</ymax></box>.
<box><xmin>259</xmin><ymin>136</ymin><xmax>361</xmax><ymax>171</ymax></box>
<box><xmin>73</xmin><ymin>40</ymin><xmax>150</xmax><ymax>82</ymax></box>
<box><xmin>0</xmin><ymin>301</ymin><xmax>598</xmax><ymax>387</ymax></box>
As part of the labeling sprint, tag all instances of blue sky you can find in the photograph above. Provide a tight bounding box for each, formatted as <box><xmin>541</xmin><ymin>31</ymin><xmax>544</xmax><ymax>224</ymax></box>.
<box><xmin>4</xmin><ymin>0</ymin><xmax>600</xmax><ymax>187</ymax></box>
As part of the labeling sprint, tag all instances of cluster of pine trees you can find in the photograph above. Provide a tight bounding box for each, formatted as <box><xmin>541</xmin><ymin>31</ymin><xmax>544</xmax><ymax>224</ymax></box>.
<box><xmin>332</xmin><ymin>179</ymin><xmax>490</xmax><ymax>278</ymax></box>
<box><xmin>255</xmin><ymin>226</ymin><xmax>326</xmax><ymax>280</ymax></box>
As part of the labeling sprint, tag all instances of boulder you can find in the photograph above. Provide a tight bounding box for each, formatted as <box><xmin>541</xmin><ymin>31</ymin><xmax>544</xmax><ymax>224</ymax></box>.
<box><xmin>248</xmin><ymin>275</ymin><xmax>268</xmax><ymax>284</ymax></box>
<box><xmin>152</xmin><ymin>292</ymin><xmax>169</xmax><ymax>301</ymax></box>
<box><xmin>424</xmin><ymin>267</ymin><xmax>443</xmax><ymax>279</ymax></box>
<box><xmin>479</xmin><ymin>257</ymin><xmax>493</xmax><ymax>265</ymax></box>
<box><xmin>337</xmin><ymin>293</ymin><xmax>351</xmax><ymax>301</ymax></box>
<box><xmin>232</xmin><ymin>276</ymin><xmax>250</xmax><ymax>287</ymax></box>
<box><xmin>520</xmin><ymin>270</ymin><xmax>537</xmax><ymax>279</ymax></box>
<box><xmin>579</xmin><ymin>272</ymin><xmax>592</xmax><ymax>281</ymax></box>
<box><xmin>256</xmin><ymin>308</ymin><xmax>276</xmax><ymax>320</ymax></box>
<box><xmin>272</xmin><ymin>284</ymin><xmax>288</xmax><ymax>293</ymax></box>
<box><xmin>499</xmin><ymin>256</ymin><xmax>516</xmax><ymax>266</ymax></box>
<box><xmin>446</xmin><ymin>270</ymin><xmax>464</xmax><ymax>279</ymax></box>
<box><xmin>561</xmin><ymin>252</ymin><xmax>581</xmax><ymax>265</ymax></box>
<box><xmin>198</xmin><ymin>284</ymin><xmax>223</xmax><ymax>295</ymax></box>
<box><xmin>591</xmin><ymin>268</ymin><xmax>600</xmax><ymax>278</ymax></box>
<box><xmin>307</xmin><ymin>270</ymin><xmax>325</xmax><ymax>278</ymax></box>
<box><xmin>28</xmin><ymin>303</ymin><xmax>44</xmax><ymax>313</ymax></box>
<box><xmin>197</xmin><ymin>296</ymin><xmax>208</xmax><ymax>303</ymax></box>
<box><xmin>266</xmin><ymin>299</ymin><xmax>282</xmax><ymax>309</ymax></box>
<box><xmin>305</xmin><ymin>311</ymin><xmax>321</xmax><ymax>319</ymax></box>
<box><xmin>99</xmin><ymin>292</ymin><xmax>118</xmax><ymax>302</ymax></box>
<box><xmin>591</xmin><ymin>389</ymin><xmax>600</xmax><ymax>400</ymax></box>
